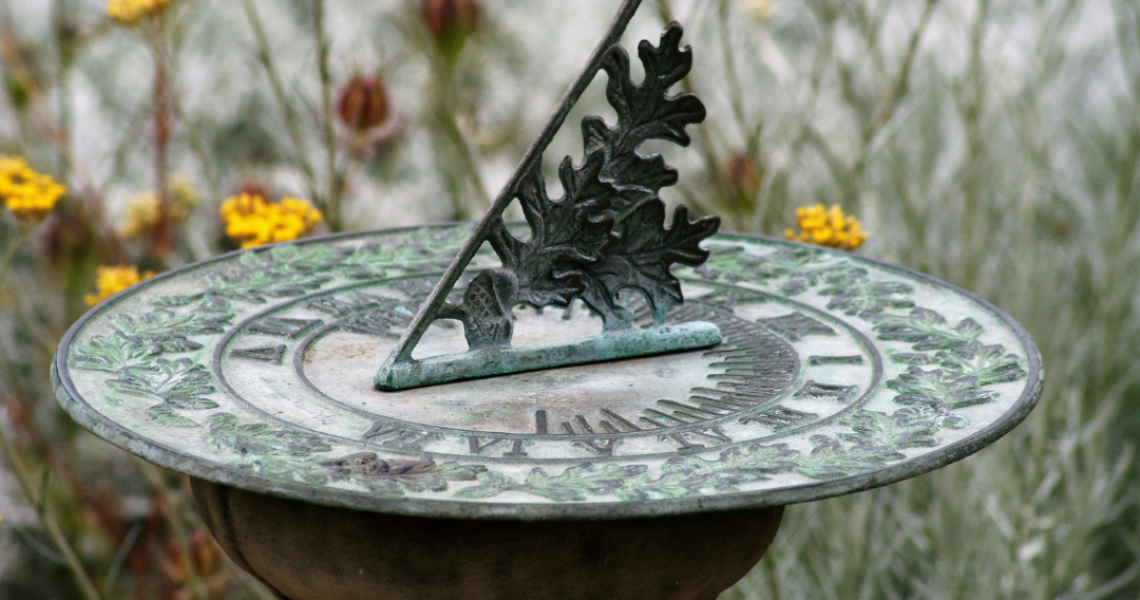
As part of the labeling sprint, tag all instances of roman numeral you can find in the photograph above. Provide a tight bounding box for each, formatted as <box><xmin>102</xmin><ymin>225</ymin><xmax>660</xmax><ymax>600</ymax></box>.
<box><xmin>231</xmin><ymin>345</ymin><xmax>286</xmax><ymax>364</ymax></box>
<box><xmin>467</xmin><ymin>437</ymin><xmax>506</xmax><ymax>455</ymax></box>
<box><xmin>574</xmin><ymin>438</ymin><xmax>616</xmax><ymax>456</ymax></box>
<box><xmin>247</xmin><ymin>317</ymin><xmax>323</xmax><ymax>339</ymax></box>
<box><xmin>794</xmin><ymin>381</ymin><xmax>858</xmax><ymax>403</ymax></box>
<box><xmin>758</xmin><ymin>312</ymin><xmax>836</xmax><ymax>341</ymax></box>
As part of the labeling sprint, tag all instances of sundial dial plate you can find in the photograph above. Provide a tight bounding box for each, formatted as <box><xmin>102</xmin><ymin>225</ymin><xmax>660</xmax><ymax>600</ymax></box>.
<box><xmin>53</xmin><ymin>225</ymin><xmax>1041</xmax><ymax>519</ymax></box>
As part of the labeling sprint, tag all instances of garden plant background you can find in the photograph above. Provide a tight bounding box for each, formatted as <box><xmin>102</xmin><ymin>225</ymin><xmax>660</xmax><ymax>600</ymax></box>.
<box><xmin>1</xmin><ymin>0</ymin><xmax>1139</xmax><ymax>598</ymax></box>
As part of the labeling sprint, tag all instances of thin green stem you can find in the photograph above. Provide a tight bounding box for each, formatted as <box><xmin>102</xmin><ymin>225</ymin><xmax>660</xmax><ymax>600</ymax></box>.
<box><xmin>241</xmin><ymin>0</ymin><xmax>321</xmax><ymax>208</ymax></box>
<box><xmin>0</xmin><ymin>221</ymin><xmax>31</xmax><ymax>287</ymax></box>
<box><xmin>847</xmin><ymin>0</ymin><xmax>940</xmax><ymax>179</ymax></box>
<box><xmin>135</xmin><ymin>462</ymin><xmax>210</xmax><ymax>600</ymax></box>
<box><xmin>436</xmin><ymin>87</ymin><xmax>493</xmax><ymax>219</ymax></box>
<box><xmin>313</xmin><ymin>0</ymin><xmax>342</xmax><ymax>231</ymax></box>
<box><xmin>0</xmin><ymin>422</ymin><xmax>104</xmax><ymax>600</ymax></box>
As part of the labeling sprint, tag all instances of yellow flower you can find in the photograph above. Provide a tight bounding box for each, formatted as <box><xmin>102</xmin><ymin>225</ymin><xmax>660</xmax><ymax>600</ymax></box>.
<box><xmin>107</xmin><ymin>0</ymin><xmax>171</xmax><ymax>23</ymax></box>
<box><xmin>742</xmin><ymin>0</ymin><xmax>778</xmax><ymax>21</ymax></box>
<box><xmin>0</xmin><ymin>157</ymin><xmax>65</xmax><ymax>222</ymax></box>
<box><xmin>785</xmin><ymin>204</ymin><xmax>868</xmax><ymax>251</ymax></box>
<box><xmin>219</xmin><ymin>194</ymin><xmax>323</xmax><ymax>249</ymax></box>
<box><xmin>119</xmin><ymin>176</ymin><xmax>199</xmax><ymax>238</ymax></box>
<box><xmin>86</xmin><ymin>265</ymin><xmax>155</xmax><ymax>306</ymax></box>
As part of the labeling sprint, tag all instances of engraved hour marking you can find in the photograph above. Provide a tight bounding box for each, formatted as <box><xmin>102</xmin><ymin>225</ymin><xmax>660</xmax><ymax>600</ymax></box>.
<box><xmin>809</xmin><ymin>355</ymin><xmax>864</xmax><ymax>366</ymax></box>
<box><xmin>794</xmin><ymin>381</ymin><xmax>858</xmax><ymax>403</ymax></box>
<box><xmin>231</xmin><ymin>345</ymin><xmax>286</xmax><ymax>365</ymax></box>
<box><xmin>248</xmin><ymin>317</ymin><xmax>323</xmax><ymax>339</ymax></box>
<box><xmin>574</xmin><ymin>438</ymin><xmax>616</xmax><ymax>456</ymax></box>
<box><xmin>740</xmin><ymin>406</ymin><xmax>816</xmax><ymax>429</ymax></box>
<box><xmin>601</xmin><ymin>409</ymin><xmax>641</xmax><ymax>432</ymax></box>
<box><xmin>758</xmin><ymin>312</ymin><xmax>836</xmax><ymax>341</ymax></box>
<box><xmin>503</xmin><ymin>439</ymin><xmax>528</xmax><ymax>458</ymax></box>
<box><xmin>535</xmin><ymin>410</ymin><xmax>548</xmax><ymax>434</ymax></box>
<box><xmin>467</xmin><ymin>437</ymin><xmax>506</xmax><ymax>455</ymax></box>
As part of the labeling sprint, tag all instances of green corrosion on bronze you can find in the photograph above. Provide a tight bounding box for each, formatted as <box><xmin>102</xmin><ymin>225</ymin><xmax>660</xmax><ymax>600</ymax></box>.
<box><xmin>375</xmin><ymin>321</ymin><xmax>723</xmax><ymax>391</ymax></box>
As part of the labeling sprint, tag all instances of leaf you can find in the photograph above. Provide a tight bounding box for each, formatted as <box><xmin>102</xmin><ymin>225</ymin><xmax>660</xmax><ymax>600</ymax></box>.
<box><xmin>935</xmin><ymin>341</ymin><xmax>1027</xmax><ymax>385</ymax></box>
<box><xmin>109</xmin><ymin>358</ymin><xmax>219</xmax><ymax>409</ymax></box>
<box><xmin>837</xmin><ymin>409</ymin><xmax>941</xmax><ymax>450</ymax></box>
<box><xmin>819</xmin><ymin>271</ymin><xmax>915</xmax><ymax>316</ymax></box>
<box><xmin>873</xmin><ymin>307</ymin><xmax>984</xmax><ymax>350</ymax></box>
<box><xmin>206</xmin><ymin>412</ymin><xmax>332</xmax><ymax>458</ymax></box>
<box><xmin>495</xmin><ymin>153</ymin><xmax>618</xmax><ymax>309</ymax></box>
<box><xmin>579</xmin><ymin>200</ymin><xmax>719</xmax><ymax>326</ymax></box>
<box><xmin>74</xmin><ymin>334</ymin><xmax>155</xmax><ymax>372</ymax></box>
<box><xmin>887</xmin><ymin>366</ymin><xmax>999</xmax><ymax>410</ymax></box>
<box><xmin>145</xmin><ymin>404</ymin><xmax>198</xmax><ymax>428</ymax></box>
<box><xmin>795</xmin><ymin>435</ymin><xmax>905</xmax><ymax>479</ymax></box>
<box><xmin>597</xmin><ymin>24</ymin><xmax>706</xmax><ymax>199</ymax></box>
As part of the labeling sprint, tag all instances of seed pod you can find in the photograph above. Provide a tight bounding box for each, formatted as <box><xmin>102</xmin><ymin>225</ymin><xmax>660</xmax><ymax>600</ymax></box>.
<box><xmin>336</xmin><ymin>75</ymin><xmax>391</xmax><ymax>133</ymax></box>
<box><xmin>420</xmin><ymin>0</ymin><xmax>483</xmax><ymax>62</ymax></box>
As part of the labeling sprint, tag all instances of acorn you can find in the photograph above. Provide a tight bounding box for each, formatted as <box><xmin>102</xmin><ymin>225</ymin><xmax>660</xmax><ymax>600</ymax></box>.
<box><xmin>420</xmin><ymin>0</ymin><xmax>483</xmax><ymax>63</ymax></box>
<box><xmin>336</xmin><ymin>75</ymin><xmax>391</xmax><ymax>133</ymax></box>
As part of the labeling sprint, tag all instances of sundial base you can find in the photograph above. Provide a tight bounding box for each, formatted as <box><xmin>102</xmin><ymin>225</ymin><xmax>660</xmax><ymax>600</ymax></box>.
<box><xmin>375</xmin><ymin>321</ymin><xmax>723</xmax><ymax>390</ymax></box>
<box><xmin>192</xmin><ymin>478</ymin><xmax>784</xmax><ymax>600</ymax></box>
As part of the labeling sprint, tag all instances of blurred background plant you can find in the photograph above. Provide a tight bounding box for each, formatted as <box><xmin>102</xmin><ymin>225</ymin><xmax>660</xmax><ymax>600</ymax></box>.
<box><xmin>0</xmin><ymin>0</ymin><xmax>1138</xmax><ymax>598</ymax></box>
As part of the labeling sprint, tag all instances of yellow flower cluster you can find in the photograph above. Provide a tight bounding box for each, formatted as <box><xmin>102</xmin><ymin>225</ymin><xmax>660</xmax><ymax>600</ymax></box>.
<box><xmin>785</xmin><ymin>204</ymin><xmax>869</xmax><ymax>251</ymax></box>
<box><xmin>86</xmin><ymin>265</ymin><xmax>155</xmax><ymax>306</ymax></box>
<box><xmin>219</xmin><ymin>194</ymin><xmax>323</xmax><ymax>249</ymax></box>
<box><xmin>119</xmin><ymin>177</ymin><xmax>198</xmax><ymax>238</ymax></box>
<box><xmin>107</xmin><ymin>0</ymin><xmax>171</xmax><ymax>23</ymax></box>
<box><xmin>0</xmin><ymin>157</ymin><xmax>65</xmax><ymax>222</ymax></box>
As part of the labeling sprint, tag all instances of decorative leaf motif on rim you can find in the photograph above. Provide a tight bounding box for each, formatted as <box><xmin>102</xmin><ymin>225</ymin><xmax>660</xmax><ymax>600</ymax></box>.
<box><xmin>453</xmin><ymin>443</ymin><xmax>798</xmax><ymax>502</ymax></box>
<box><xmin>873</xmin><ymin>307</ymin><xmax>984</xmax><ymax>350</ymax></box>
<box><xmin>818</xmin><ymin>270</ymin><xmax>916</xmax><ymax>316</ymax></box>
<box><xmin>108</xmin><ymin>358</ymin><xmax>219</xmax><ymax>427</ymax></box>
<box><xmin>888</xmin><ymin>366</ymin><xmax>998</xmax><ymax>410</ymax></box>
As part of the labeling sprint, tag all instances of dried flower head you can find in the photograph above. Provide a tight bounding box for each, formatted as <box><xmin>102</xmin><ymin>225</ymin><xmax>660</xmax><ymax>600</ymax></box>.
<box><xmin>337</xmin><ymin>75</ymin><xmax>391</xmax><ymax>133</ymax></box>
<box><xmin>421</xmin><ymin>0</ymin><xmax>483</xmax><ymax>62</ymax></box>
<box><xmin>119</xmin><ymin>176</ymin><xmax>199</xmax><ymax>239</ymax></box>
<box><xmin>219</xmin><ymin>193</ymin><xmax>323</xmax><ymax>249</ymax></box>
<box><xmin>107</xmin><ymin>0</ymin><xmax>171</xmax><ymax>23</ymax></box>
<box><xmin>0</xmin><ymin>156</ymin><xmax>65</xmax><ymax>222</ymax></box>
<box><xmin>785</xmin><ymin>204</ymin><xmax>868</xmax><ymax>251</ymax></box>
<box><xmin>86</xmin><ymin>265</ymin><xmax>155</xmax><ymax>306</ymax></box>
<box><xmin>723</xmin><ymin>151</ymin><xmax>762</xmax><ymax>206</ymax></box>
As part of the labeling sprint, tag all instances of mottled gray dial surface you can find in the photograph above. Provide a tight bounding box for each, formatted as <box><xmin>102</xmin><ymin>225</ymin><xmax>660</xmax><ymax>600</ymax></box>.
<box><xmin>53</xmin><ymin>225</ymin><xmax>1041</xmax><ymax>519</ymax></box>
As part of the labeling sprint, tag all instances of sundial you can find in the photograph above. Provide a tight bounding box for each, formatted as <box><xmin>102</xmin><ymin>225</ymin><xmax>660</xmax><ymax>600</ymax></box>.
<box><xmin>52</xmin><ymin>2</ymin><xmax>1042</xmax><ymax>599</ymax></box>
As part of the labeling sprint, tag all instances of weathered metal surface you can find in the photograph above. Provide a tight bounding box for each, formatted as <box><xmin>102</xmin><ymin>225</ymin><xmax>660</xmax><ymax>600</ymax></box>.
<box><xmin>52</xmin><ymin>225</ymin><xmax>1042</xmax><ymax>520</ymax></box>
<box><xmin>378</xmin><ymin>9</ymin><xmax>721</xmax><ymax>389</ymax></box>
<box><xmin>376</xmin><ymin>321</ymin><xmax>722</xmax><ymax>390</ymax></box>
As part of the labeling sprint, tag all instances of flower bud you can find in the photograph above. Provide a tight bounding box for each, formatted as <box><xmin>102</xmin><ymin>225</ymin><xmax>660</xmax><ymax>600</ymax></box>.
<box><xmin>420</xmin><ymin>0</ymin><xmax>482</xmax><ymax>62</ymax></box>
<box><xmin>336</xmin><ymin>75</ymin><xmax>391</xmax><ymax>133</ymax></box>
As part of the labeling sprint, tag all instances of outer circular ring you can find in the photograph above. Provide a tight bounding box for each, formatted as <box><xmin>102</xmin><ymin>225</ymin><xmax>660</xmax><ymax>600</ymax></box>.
<box><xmin>53</xmin><ymin>226</ymin><xmax>1043</xmax><ymax>521</ymax></box>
